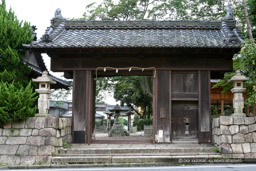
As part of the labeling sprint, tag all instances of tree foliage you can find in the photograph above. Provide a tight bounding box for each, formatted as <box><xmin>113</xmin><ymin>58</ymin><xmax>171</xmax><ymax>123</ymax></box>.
<box><xmin>0</xmin><ymin>0</ymin><xmax>33</xmax><ymax>86</ymax></box>
<box><xmin>96</xmin><ymin>76</ymin><xmax>152</xmax><ymax>119</ymax></box>
<box><xmin>0</xmin><ymin>0</ymin><xmax>37</xmax><ymax>125</ymax></box>
<box><xmin>0</xmin><ymin>82</ymin><xmax>37</xmax><ymax>126</ymax></box>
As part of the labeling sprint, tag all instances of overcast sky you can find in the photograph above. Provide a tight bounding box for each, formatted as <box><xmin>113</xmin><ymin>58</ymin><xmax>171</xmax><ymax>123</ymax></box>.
<box><xmin>5</xmin><ymin>0</ymin><xmax>117</xmax><ymax>104</ymax></box>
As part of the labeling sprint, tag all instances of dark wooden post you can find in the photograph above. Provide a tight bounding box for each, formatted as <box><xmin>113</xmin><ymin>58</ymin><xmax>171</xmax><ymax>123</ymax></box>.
<box><xmin>198</xmin><ymin>71</ymin><xmax>211</xmax><ymax>143</ymax></box>
<box><xmin>155</xmin><ymin>71</ymin><xmax>171</xmax><ymax>142</ymax></box>
<box><xmin>72</xmin><ymin>70</ymin><xmax>93</xmax><ymax>144</ymax></box>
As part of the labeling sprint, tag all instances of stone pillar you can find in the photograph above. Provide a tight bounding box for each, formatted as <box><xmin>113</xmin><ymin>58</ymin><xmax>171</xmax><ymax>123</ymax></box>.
<box><xmin>106</xmin><ymin>114</ymin><xmax>112</xmax><ymax>131</ymax></box>
<box><xmin>230</xmin><ymin>70</ymin><xmax>248</xmax><ymax>117</ymax></box>
<box><xmin>128</xmin><ymin>114</ymin><xmax>131</xmax><ymax>132</ymax></box>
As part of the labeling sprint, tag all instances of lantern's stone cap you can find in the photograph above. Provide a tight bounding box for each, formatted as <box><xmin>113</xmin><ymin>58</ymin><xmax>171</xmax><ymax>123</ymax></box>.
<box><xmin>32</xmin><ymin>71</ymin><xmax>56</xmax><ymax>84</ymax></box>
<box><xmin>230</xmin><ymin>70</ymin><xmax>248</xmax><ymax>82</ymax></box>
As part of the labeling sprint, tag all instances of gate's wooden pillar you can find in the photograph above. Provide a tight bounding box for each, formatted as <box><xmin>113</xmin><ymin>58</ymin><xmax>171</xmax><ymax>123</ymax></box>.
<box><xmin>72</xmin><ymin>70</ymin><xmax>93</xmax><ymax>144</ymax></box>
<box><xmin>198</xmin><ymin>71</ymin><xmax>211</xmax><ymax>143</ymax></box>
<box><xmin>155</xmin><ymin>71</ymin><xmax>171</xmax><ymax>142</ymax></box>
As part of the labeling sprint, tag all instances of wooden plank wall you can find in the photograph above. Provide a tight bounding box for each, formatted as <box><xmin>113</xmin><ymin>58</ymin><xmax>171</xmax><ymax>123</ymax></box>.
<box><xmin>198</xmin><ymin>71</ymin><xmax>211</xmax><ymax>143</ymax></box>
<box><xmin>156</xmin><ymin>71</ymin><xmax>171</xmax><ymax>142</ymax></box>
<box><xmin>72</xmin><ymin>71</ymin><xmax>93</xmax><ymax>143</ymax></box>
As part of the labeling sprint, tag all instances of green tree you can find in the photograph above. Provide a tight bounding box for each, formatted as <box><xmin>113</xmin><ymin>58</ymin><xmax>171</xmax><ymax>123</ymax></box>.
<box><xmin>0</xmin><ymin>0</ymin><xmax>37</xmax><ymax>125</ymax></box>
<box><xmin>0</xmin><ymin>0</ymin><xmax>33</xmax><ymax>86</ymax></box>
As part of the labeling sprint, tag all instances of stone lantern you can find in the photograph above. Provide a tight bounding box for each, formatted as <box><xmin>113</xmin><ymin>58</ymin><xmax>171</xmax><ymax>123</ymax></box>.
<box><xmin>32</xmin><ymin>71</ymin><xmax>56</xmax><ymax>117</ymax></box>
<box><xmin>108</xmin><ymin>104</ymin><xmax>129</xmax><ymax>137</ymax></box>
<box><xmin>230</xmin><ymin>70</ymin><xmax>248</xmax><ymax>117</ymax></box>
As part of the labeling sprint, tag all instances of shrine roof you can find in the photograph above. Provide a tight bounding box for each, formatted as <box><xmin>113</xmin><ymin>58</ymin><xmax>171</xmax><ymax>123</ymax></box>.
<box><xmin>24</xmin><ymin>13</ymin><xmax>243</xmax><ymax>49</ymax></box>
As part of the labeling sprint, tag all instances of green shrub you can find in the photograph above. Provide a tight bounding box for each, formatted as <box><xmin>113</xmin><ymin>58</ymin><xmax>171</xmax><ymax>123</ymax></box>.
<box><xmin>0</xmin><ymin>81</ymin><xmax>37</xmax><ymax>126</ymax></box>
<box><xmin>133</xmin><ymin>118</ymin><xmax>152</xmax><ymax>131</ymax></box>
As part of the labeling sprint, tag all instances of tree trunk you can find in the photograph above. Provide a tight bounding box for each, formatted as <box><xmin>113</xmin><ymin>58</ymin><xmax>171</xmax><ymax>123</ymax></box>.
<box><xmin>243</xmin><ymin>0</ymin><xmax>254</xmax><ymax>41</ymax></box>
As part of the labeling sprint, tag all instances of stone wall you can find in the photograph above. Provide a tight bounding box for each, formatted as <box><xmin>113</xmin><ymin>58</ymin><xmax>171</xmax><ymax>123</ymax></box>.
<box><xmin>212</xmin><ymin>116</ymin><xmax>256</xmax><ymax>158</ymax></box>
<box><xmin>0</xmin><ymin>117</ymin><xmax>72</xmax><ymax>165</ymax></box>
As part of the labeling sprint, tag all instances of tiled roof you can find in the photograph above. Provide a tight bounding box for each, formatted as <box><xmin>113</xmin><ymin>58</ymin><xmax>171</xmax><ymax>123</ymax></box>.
<box><xmin>24</xmin><ymin>19</ymin><xmax>242</xmax><ymax>49</ymax></box>
<box><xmin>23</xmin><ymin>52</ymin><xmax>71</xmax><ymax>89</ymax></box>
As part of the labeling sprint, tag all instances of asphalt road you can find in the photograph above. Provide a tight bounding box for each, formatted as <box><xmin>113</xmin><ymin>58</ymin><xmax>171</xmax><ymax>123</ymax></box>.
<box><xmin>4</xmin><ymin>165</ymin><xmax>256</xmax><ymax>171</ymax></box>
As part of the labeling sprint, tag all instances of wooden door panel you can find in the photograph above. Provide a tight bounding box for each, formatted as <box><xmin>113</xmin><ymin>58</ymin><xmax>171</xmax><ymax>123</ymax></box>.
<box><xmin>172</xmin><ymin>71</ymin><xmax>198</xmax><ymax>98</ymax></box>
<box><xmin>172</xmin><ymin>102</ymin><xmax>198</xmax><ymax>139</ymax></box>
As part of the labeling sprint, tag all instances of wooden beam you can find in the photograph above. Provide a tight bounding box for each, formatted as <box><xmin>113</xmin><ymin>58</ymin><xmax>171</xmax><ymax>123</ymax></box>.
<box><xmin>216</xmin><ymin>101</ymin><xmax>219</xmax><ymax>117</ymax></box>
<box><xmin>230</xmin><ymin>104</ymin><xmax>233</xmax><ymax>115</ymax></box>
<box><xmin>254</xmin><ymin>104</ymin><xmax>256</xmax><ymax>117</ymax></box>
<box><xmin>221</xmin><ymin>100</ymin><xmax>224</xmax><ymax>116</ymax></box>
<box><xmin>247</xmin><ymin>105</ymin><xmax>250</xmax><ymax>116</ymax></box>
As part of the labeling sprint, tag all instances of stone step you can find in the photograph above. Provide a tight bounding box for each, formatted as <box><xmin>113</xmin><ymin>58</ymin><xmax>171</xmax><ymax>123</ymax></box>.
<box><xmin>57</xmin><ymin>152</ymin><xmax>220</xmax><ymax>157</ymax></box>
<box><xmin>52</xmin><ymin>155</ymin><xmax>222</xmax><ymax>165</ymax></box>
<box><xmin>59</xmin><ymin>147</ymin><xmax>216</xmax><ymax>155</ymax></box>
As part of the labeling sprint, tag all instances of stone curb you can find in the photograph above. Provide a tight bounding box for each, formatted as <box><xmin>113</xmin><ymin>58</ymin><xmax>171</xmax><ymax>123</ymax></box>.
<box><xmin>2</xmin><ymin>158</ymin><xmax>256</xmax><ymax>169</ymax></box>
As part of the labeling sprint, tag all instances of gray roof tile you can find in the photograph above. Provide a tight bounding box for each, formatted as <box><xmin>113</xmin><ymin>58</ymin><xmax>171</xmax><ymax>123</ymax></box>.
<box><xmin>24</xmin><ymin>20</ymin><xmax>242</xmax><ymax>49</ymax></box>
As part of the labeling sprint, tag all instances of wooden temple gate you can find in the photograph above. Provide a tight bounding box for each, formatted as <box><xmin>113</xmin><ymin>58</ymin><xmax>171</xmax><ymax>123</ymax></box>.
<box><xmin>24</xmin><ymin>9</ymin><xmax>243</xmax><ymax>144</ymax></box>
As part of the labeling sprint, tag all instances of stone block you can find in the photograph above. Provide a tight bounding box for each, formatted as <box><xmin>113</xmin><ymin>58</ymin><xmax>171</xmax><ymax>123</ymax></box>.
<box><xmin>245</xmin><ymin>117</ymin><xmax>255</xmax><ymax>125</ymax></box>
<box><xmin>233</xmin><ymin>133</ymin><xmax>245</xmax><ymax>143</ymax></box>
<box><xmin>67</xmin><ymin>135</ymin><xmax>72</xmax><ymax>144</ymax></box>
<box><xmin>29</xmin><ymin>146</ymin><xmax>38</xmax><ymax>155</ymax></box>
<box><xmin>212</xmin><ymin>128</ymin><xmax>217</xmax><ymax>135</ymax></box>
<box><xmin>11</xmin><ymin>129</ymin><xmax>20</xmax><ymax>136</ymax></box>
<box><xmin>39</xmin><ymin>128</ymin><xmax>57</xmax><ymax>137</ymax></box>
<box><xmin>6</xmin><ymin>137</ymin><xmax>27</xmax><ymax>145</ymax></box>
<box><xmin>67</xmin><ymin>127</ymin><xmax>72</xmax><ymax>135</ymax></box>
<box><xmin>35</xmin><ymin>118</ymin><xmax>46</xmax><ymax>129</ymax></box>
<box><xmin>231</xmin><ymin>144</ymin><xmax>243</xmax><ymax>153</ymax></box>
<box><xmin>19</xmin><ymin>129</ymin><xmax>32</xmax><ymax>136</ymax></box>
<box><xmin>26</xmin><ymin>136</ymin><xmax>45</xmax><ymax>146</ymax></box>
<box><xmin>245</xmin><ymin>153</ymin><xmax>253</xmax><ymax>158</ymax></box>
<box><xmin>249</xmin><ymin>124</ymin><xmax>256</xmax><ymax>132</ymax></box>
<box><xmin>245</xmin><ymin>133</ymin><xmax>253</xmax><ymax>143</ymax></box>
<box><xmin>38</xmin><ymin>145</ymin><xmax>54</xmax><ymax>155</ymax></box>
<box><xmin>0</xmin><ymin>128</ymin><xmax>3</xmax><ymax>136</ymax></box>
<box><xmin>25</xmin><ymin>117</ymin><xmax>36</xmax><ymax>128</ymax></box>
<box><xmin>234</xmin><ymin>117</ymin><xmax>245</xmax><ymax>125</ymax></box>
<box><xmin>56</xmin><ymin>130</ymin><xmax>60</xmax><ymax>138</ymax></box>
<box><xmin>67</xmin><ymin>118</ymin><xmax>72</xmax><ymax>127</ymax></box>
<box><xmin>17</xmin><ymin>145</ymin><xmax>30</xmax><ymax>156</ymax></box>
<box><xmin>45</xmin><ymin>117</ymin><xmax>59</xmax><ymax>128</ymax></box>
<box><xmin>253</xmin><ymin>133</ymin><xmax>256</xmax><ymax>142</ymax></box>
<box><xmin>0</xmin><ymin>155</ymin><xmax>21</xmax><ymax>165</ymax></box>
<box><xmin>251</xmin><ymin>143</ymin><xmax>256</xmax><ymax>153</ymax></box>
<box><xmin>217</xmin><ymin>128</ymin><xmax>221</xmax><ymax>135</ymax></box>
<box><xmin>2</xmin><ymin>129</ymin><xmax>10</xmax><ymax>136</ymax></box>
<box><xmin>229</xmin><ymin>125</ymin><xmax>239</xmax><ymax>135</ymax></box>
<box><xmin>220</xmin><ymin>125</ymin><xmax>230</xmax><ymax>134</ymax></box>
<box><xmin>221</xmin><ymin>135</ymin><xmax>232</xmax><ymax>144</ymax></box>
<box><xmin>0</xmin><ymin>145</ymin><xmax>19</xmax><ymax>154</ymax></box>
<box><xmin>45</xmin><ymin>137</ymin><xmax>62</xmax><ymax>147</ymax></box>
<box><xmin>220</xmin><ymin>144</ymin><xmax>232</xmax><ymax>154</ymax></box>
<box><xmin>243</xmin><ymin>143</ymin><xmax>251</xmax><ymax>153</ymax></box>
<box><xmin>240</xmin><ymin>126</ymin><xmax>249</xmax><ymax>134</ymax></box>
<box><xmin>212</xmin><ymin>119</ymin><xmax>216</xmax><ymax>129</ymax></box>
<box><xmin>232</xmin><ymin>154</ymin><xmax>245</xmax><ymax>158</ymax></box>
<box><xmin>3</xmin><ymin>124</ymin><xmax>11</xmax><ymax>129</ymax></box>
<box><xmin>35</xmin><ymin>156</ymin><xmax>51</xmax><ymax>164</ymax></box>
<box><xmin>32</xmin><ymin>129</ymin><xmax>39</xmax><ymax>136</ymax></box>
<box><xmin>12</xmin><ymin>121</ymin><xmax>25</xmax><ymax>128</ymax></box>
<box><xmin>0</xmin><ymin>137</ymin><xmax>7</xmax><ymax>144</ymax></box>
<box><xmin>62</xmin><ymin>118</ymin><xmax>68</xmax><ymax>127</ymax></box>
<box><xmin>220</xmin><ymin>116</ymin><xmax>233</xmax><ymax>125</ymax></box>
<box><xmin>61</xmin><ymin>129</ymin><xmax>66</xmax><ymax>136</ymax></box>
<box><xmin>20</xmin><ymin>156</ymin><xmax>36</xmax><ymax>165</ymax></box>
